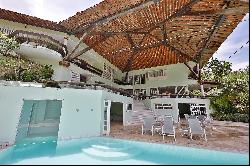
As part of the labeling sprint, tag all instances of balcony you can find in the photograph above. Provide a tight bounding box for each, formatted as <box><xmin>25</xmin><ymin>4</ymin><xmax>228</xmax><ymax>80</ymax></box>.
<box><xmin>8</xmin><ymin>30</ymin><xmax>68</xmax><ymax>57</ymax></box>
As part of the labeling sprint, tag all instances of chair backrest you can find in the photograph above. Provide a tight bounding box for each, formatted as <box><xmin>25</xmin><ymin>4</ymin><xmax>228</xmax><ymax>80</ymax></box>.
<box><xmin>143</xmin><ymin>116</ymin><xmax>155</xmax><ymax>130</ymax></box>
<box><xmin>189</xmin><ymin>115</ymin><xmax>197</xmax><ymax>119</ymax></box>
<box><xmin>162</xmin><ymin>116</ymin><xmax>174</xmax><ymax>134</ymax></box>
<box><xmin>198</xmin><ymin>115</ymin><xmax>206</xmax><ymax>122</ymax></box>
<box><xmin>188</xmin><ymin>118</ymin><xmax>203</xmax><ymax>134</ymax></box>
<box><xmin>184</xmin><ymin>114</ymin><xmax>189</xmax><ymax>120</ymax></box>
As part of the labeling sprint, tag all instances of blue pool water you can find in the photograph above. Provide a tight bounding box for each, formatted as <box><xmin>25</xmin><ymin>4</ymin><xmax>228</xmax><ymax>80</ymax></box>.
<box><xmin>0</xmin><ymin>137</ymin><xmax>248</xmax><ymax>165</ymax></box>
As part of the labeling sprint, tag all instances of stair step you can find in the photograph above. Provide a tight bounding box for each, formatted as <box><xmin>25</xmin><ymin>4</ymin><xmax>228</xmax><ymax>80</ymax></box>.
<box><xmin>128</xmin><ymin>100</ymin><xmax>154</xmax><ymax>125</ymax></box>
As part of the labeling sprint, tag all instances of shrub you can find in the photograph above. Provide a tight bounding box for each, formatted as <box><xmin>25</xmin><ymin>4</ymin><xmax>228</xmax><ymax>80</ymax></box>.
<box><xmin>0</xmin><ymin>55</ymin><xmax>54</xmax><ymax>82</ymax></box>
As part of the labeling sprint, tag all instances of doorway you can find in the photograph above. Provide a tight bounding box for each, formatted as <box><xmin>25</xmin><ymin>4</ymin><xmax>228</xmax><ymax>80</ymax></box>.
<box><xmin>178</xmin><ymin>103</ymin><xmax>191</xmax><ymax>118</ymax></box>
<box><xmin>110</xmin><ymin>102</ymin><xmax>123</xmax><ymax>134</ymax></box>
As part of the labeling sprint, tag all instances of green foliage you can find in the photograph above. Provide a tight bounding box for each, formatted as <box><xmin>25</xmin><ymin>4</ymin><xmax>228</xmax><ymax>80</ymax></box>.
<box><xmin>0</xmin><ymin>32</ymin><xmax>20</xmax><ymax>56</ymax></box>
<box><xmin>0</xmin><ymin>56</ymin><xmax>54</xmax><ymax>82</ymax></box>
<box><xmin>189</xmin><ymin>89</ymin><xmax>201</xmax><ymax>96</ymax></box>
<box><xmin>0</xmin><ymin>33</ymin><xmax>54</xmax><ymax>82</ymax></box>
<box><xmin>40</xmin><ymin>65</ymin><xmax>54</xmax><ymax>80</ymax></box>
<box><xmin>202</xmin><ymin>58</ymin><xmax>232</xmax><ymax>82</ymax></box>
<box><xmin>203</xmin><ymin>58</ymin><xmax>249</xmax><ymax>123</ymax></box>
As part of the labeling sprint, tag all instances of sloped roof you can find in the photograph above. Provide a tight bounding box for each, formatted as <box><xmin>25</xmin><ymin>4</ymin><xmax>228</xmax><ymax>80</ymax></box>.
<box><xmin>0</xmin><ymin>0</ymin><xmax>249</xmax><ymax>72</ymax></box>
<box><xmin>60</xmin><ymin>0</ymin><xmax>249</xmax><ymax>71</ymax></box>
<box><xmin>0</xmin><ymin>8</ymin><xmax>67</xmax><ymax>32</ymax></box>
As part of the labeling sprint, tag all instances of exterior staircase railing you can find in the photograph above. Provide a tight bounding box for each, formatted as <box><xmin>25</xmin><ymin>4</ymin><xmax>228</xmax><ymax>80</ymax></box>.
<box><xmin>70</xmin><ymin>58</ymin><xmax>103</xmax><ymax>76</ymax></box>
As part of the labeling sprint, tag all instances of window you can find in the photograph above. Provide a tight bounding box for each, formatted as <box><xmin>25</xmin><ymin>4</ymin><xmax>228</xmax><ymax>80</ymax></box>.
<box><xmin>127</xmin><ymin>104</ymin><xmax>132</xmax><ymax>110</ymax></box>
<box><xmin>150</xmin><ymin>88</ymin><xmax>158</xmax><ymax>95</ymax></box>
<box><xmin>71</xmin><ymin>70</ymin><xmax>80</xmax><ymax>82</ymax></box>
<box><xmin>147</xmin><ymin>69</ymin><xmax>165</xmax><ymax>78</ymax></box>
<box><xmin>128</xmin><ymin>76</ymin><xmax>133</xmax><ymax>85</ymax></box>
<box><xmin>155</xmin><ymin>103</ymin><xmax>172</xmax><ymax>109</ymax></box>
<box><xmin>134</xmin><ymin>75</ymin><xmax>140</xmax><ymax>84</ymax></box>
<box><xmin>140</xmin><ymin>89</ymin><xmax>146</xmax><ymax>95</ymax></box>
<box><xmin>159</xmin><ymin>86</ymin><xmax>175</xmax><ymax>95</ymax></box>
<box><xmin>134</xmin><ymin>89</ymin><xmax>141</xmax><ymax>96</ymax></box>
<box><xmin>140</xmin><ymin>74</ymin><xmax>146</xmax><ymax>84</ymax></box>
<box><xmin>80</xmin><ymin>74</ymin><xmax>87</xmax><ymax>83</ymax></box>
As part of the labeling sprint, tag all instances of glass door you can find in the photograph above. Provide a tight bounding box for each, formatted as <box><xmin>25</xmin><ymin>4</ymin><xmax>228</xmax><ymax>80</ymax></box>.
<box><xmin>103</xmin><ymin>100</ymin><xmax>111</xmax><ymax>135</ymax></box>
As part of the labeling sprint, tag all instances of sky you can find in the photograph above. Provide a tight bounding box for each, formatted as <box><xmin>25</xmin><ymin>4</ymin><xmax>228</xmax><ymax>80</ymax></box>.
<box><xmin>0</xmin><ymin>0</ymin><xmax>249</xmax><ymax>71</ymax></box>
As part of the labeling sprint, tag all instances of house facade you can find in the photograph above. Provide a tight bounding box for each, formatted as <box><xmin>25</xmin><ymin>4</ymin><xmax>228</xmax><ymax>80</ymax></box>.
<box><xmin>0</xmin><ymin>0</ymin><xmax>248</xmax><ymax>143</ymax></box>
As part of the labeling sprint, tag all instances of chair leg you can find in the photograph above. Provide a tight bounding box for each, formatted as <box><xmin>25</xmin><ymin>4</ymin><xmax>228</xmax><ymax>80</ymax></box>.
<box><xmin>163</xmin><ymin>134</ymin><xmax>165</xmax><ymax>140</ymax></box>
<box><xmin>141</xmin><ymin>126</ymin><xmax>144</xmax><ymax>135</ymax></box>
<box><xmin>174</xmin><ymin>128</ymin><xmax>176</xmax><ymax>141</ymax></box>
<box><xmin>204</xmin><ymin>133</ymin><xmax>207</xmax><ymax>142</ymax></box>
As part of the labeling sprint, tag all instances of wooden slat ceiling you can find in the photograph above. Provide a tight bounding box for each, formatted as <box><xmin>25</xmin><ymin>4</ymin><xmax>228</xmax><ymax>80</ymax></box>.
<box><xmin>0</xmin><ymin>0</ymin><xmax>248</xmax><ymax>72</ymax></box>
<box><xmin>60</xmin><ymin>0</ymin><xmax>248</xmax><ymax>71</ymax></box>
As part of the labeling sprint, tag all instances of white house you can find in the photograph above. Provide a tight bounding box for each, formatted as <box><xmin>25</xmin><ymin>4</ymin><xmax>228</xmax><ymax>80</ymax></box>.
<box><xmin>0</xmin><ymin>0</ymin><xmax>248</xmax><ymax>144</ymax></box>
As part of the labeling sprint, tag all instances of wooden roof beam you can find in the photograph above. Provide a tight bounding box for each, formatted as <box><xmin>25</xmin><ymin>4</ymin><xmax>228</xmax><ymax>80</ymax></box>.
<box><xmin>64</xmin><ymin>0</ymin><xmax>161</xmax><ymax>60</ymax></box>
<box><xmin>126</xmin><ymin>33</ymin><xmax>137</xmax><ymax>49</ymax></box>
<box><xmin>73</xmin><ymin>0</ymin><xmax>161</xmax><ymax>34</ymax></box>
<box><xmin>196</xmin><ymin>0</ymin><xmax>233</xmax><ymax>62</ymax></box>
<box><xmin>183</xmin><ymin>6</ymin><xmax>249</xmax><ymax>16</ymax></box>
<box><xmin>183</xmin><ymin>62</ymin><xmax>199</xmax><ymax>79</ymax></box>
<box><xmin>196</xmin><ymin>15</ymin><xmax>226</xmax><ymax>61</ymax></box>
<box><xmin>122</xmin><ymin>33</ymin><xmax>145</xmax><ymax>72</ymax></box>
<box><xmin>161</xmin><ymin>24</ymin><xmax>167</xmax><ymax>43</ymax></box>
<box><xmin>148</xmin><ymin>33</ymin><xmax>195</xmax><ymax>61</ymax></box>
<box><xmin>90</xmin><ymin>31</ymin><xmax>148</xmax><ymax>36</ymax></box>
<box><xmin>69</xmin><ymin>34</ymin><xmax>111</xmax><ymax>60</ymax></box>
<box><xmin>121</xmin><ymin>40</ymin><xmax>195</xmax><ymax>64</ymax></box>
<box><xmin>133</xmin><ymin>0</ymin><xmax>200</xmax><ymax>33</ymax></box>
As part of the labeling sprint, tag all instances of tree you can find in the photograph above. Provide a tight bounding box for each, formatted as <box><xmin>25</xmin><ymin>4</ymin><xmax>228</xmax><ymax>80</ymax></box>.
<box><xmin>202</xmin><ymin>58</ymin><xmax>249</xmax><ymax>122</ymax></box>
<box><xmin>0</xmin><ymin>32</ymin><xmax>54</xmax><ymax>82</ymax></box>
<box><xmin>202</xmin><ymin>58</ymin><xmax>232</xmax><ymax>82</ymax></box>
<box><xmin>0</xmin><ymin>32</ymin><xmax>20</xmax><ymax>56</ymax></box>
<box><xmin>0</xmin><ymin>53</ymin><xmax>54</xmax><ymax>82</ymax></box>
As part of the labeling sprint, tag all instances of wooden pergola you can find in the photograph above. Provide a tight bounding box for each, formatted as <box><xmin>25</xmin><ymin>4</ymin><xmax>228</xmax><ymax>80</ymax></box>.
<box><xmin>60</xmin><ymin>0</ymin><xmax>249</xmax><ymax>72</ymax></box>
<box><xmin>0</xmin><ymin>0</ymin><xmax>248</xmax><ymax>73</ymax></box>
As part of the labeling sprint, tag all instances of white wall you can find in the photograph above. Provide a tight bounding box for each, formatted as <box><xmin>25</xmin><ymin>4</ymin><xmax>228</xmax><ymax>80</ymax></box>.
<box><xmin>101</xmin><ymin>90</ymin><xmax>133</xmax><ymax>127</ymax></box>
<box><xmin>126</xmin><ymin>62</ymin><xmax>198</xmax><ymax>95</ymax></box>
<box><xmin>150</xmin><ymin>97</ymin><xmax>212</xmax><ymax>122</ymax></box>
<box><xmin>57</xmin><ymin>89</ymin><xmax>103</xmax><ymax>140</ymax></box>
<box><xmin>0</xmin><ymin>85</ymin><xmax>103</xmax><ymax>144</ymax></box>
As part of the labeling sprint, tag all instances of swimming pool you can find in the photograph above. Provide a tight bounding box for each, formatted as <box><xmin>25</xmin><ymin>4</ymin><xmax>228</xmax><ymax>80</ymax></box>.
<box><xmin>0</xmin><ymin>137</ymin><xmax>248</xmax><ymax>165</ymax></box>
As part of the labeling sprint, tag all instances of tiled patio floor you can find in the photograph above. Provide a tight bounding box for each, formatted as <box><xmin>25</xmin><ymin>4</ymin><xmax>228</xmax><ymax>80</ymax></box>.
<box><xmin>109</xmin><ymin>120</ymin><xmax>249</xmax><ymax>154</ymax></box>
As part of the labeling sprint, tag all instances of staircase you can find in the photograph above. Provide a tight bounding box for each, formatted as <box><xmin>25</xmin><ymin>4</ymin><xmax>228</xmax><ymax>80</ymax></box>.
<box><xmin>82</xmin><ymin>140</ymin><xmax>141</xmax><ymax>161</ymax></box>
<box><xmin>128</xmin><ymin>100</ymin><xmax>154</xmax><ymax>125</ymax></box>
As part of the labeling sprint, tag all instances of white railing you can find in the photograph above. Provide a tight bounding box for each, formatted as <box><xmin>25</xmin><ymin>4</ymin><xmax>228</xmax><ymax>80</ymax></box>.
<box><xmin>0</xmin><ymin>80</ymin><xmax>43</xmax><ymax>87</ymax></box>
<box><xmin>0</xmin><ymin>26</ymin><xmax>15</xmax><ymax>35</ymax></box>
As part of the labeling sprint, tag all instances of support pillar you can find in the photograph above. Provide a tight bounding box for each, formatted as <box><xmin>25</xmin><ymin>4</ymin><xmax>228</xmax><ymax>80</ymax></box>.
<box><xmin>200</xmin><ymin>83</ymin><xmax>205</xmax><ymax>97</ymax></box>
<box><xmin>63</xmin><ymin>36</ymin><xmax>68</xmax><ymax>46</ymax></box>
<box><xmin>51</xmin><ymin>61</ymin><xmax>72</xmax><ymax>81</ymax></box>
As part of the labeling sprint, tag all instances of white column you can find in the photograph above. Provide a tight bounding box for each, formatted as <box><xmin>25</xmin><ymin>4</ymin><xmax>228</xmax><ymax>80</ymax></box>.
<box><xmin>175</xmin><ymin>86</ymin><xmax>178</xmax><ymax>94</ymax></box>
<box><xmin>52</xmin><ymin>65</ymin><xmax>71</xmax><ymax>81</ymax></box>
<box><xmin>63</xmin><ymin>36</ymin><xmax>68</xmax><ymax>46</ymax></box>
<box><xmin>200</xmin><ymin>84</ymin><xmax>205</xmax><ymax>97</ymax></box>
